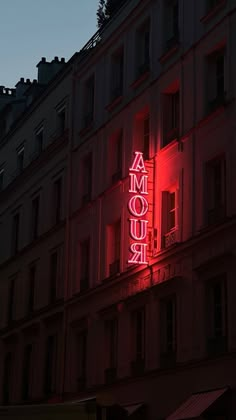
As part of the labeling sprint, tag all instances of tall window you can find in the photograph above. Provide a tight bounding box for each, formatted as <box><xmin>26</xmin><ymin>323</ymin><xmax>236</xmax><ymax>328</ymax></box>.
<box><xmin>165</xmin><ymin>0</ymin><xmax>179</xmax><ymax>50</ymax></box>
<box><xmin>143</xmin><ymin>114</ymin><xmax>150</xmax><ymax>160</ymax></box>
<box><xmin>111</xmin><ymin>48</ymin><xmax>124</xmax><ymax>101</ymax></box>
<box><xmin>107</xmin><ymin>220</ymin><xmax>121</xmax><ymax>276</ymax></box>
<box><xmin>28</xmin><ymin>264</ymin><xmax>36</xmax><ymax>315</ymax></box>
<box><xmin>44</xmin><ymin>335</ymin><xmax>57</xmax><ymax>396</ymax></box>
<box><xmin>11</xmin><ymin>212</ymin><xmax>20</xmax><ymax>256</ymax></box>
<box><xmin>53</xmin><ymin>177</ymin><xmax>62</xmax><ymax>224</ymax></box>
<box><xmin>105</xmin><ymin>318</ymin><xmax>118</xmax><ymax>383</ymax></box>
<box><xmin>0</xmin><ymin>168</ymin><xmax>4</xmax><ymax>191</ymax></box>
<box><xmin>31</xmin><ymin>196</ymin><xmax>40</xmax><ymax>241</ymax></box>
<box><xmin>83</xmin><ymin>75</ymin><xmax>95</xmax><ymax>128</ymax></box>
<box><xmin>2</xmin><ymin>352</ymin><xmax>12</xmax><ymax>405</ymax></box>
<box><xmin>82</xmin><ymin>154</ymin><xmax>92</xmax><ymax>204</ymax></box>
<box><xmin>136</xmin><ymin>20</ymin><xmax>150</xmax><ymax>78</ymax></box>
<box><xmin>162</xmin><ymin>89</ymin><xmax>180</xmax><ymax>147</ymax></box>
<box><xmin>21</xmin><ymin>344</ymin><xmax>33</xmax><ymax>401</ymax></box>
<box><xmin>57</xmin><ymin>106</ymin><xmax>66</xmax><ymax>136</ymax></box>
<box><xmin>17</xmin><ymin>146</ymin><xmax>24</xmax><ymax>174</ymax></box>
<box><xmin>160</xmin><ymin>296</ymin><xmax>176</xmax><ymax>367</ymax></box>
<box><xmin>49</xmin><ymin>251</ymin><xmax>58</xmax><ymax>303</ymax></box>
<box><xmin>35</xmin><ymin>126</ymin><xmax>43</xmax><ymax>155</ymax></box>
<box><xmin>76</xmin><ymin>330</ymin><xmax>87</xmax><ymax>390</ymax></box>
<box><xmin>207</xmin><ymin>49</ymin><xmax>225</xmax><ymax>112</ymax></box>
<box><xmin>162</xmin><ymin>189</ymin><xmax>178</xmax><ymax>248</ymax></box>
<box><xmin>206</xmin><ymin>275</ymin><xmax>227</xmax><ymax>356</ymax></box>
<box><xmin>111</xmin><ymin>130</ymin><xmax>122</xmax><ymax>184</ymax></box>
<box><xmin>8</xmin><ymin>276</ymin><xmax>16</xmax><ymax>324</ymax></box>
<box><xmin>131</xmin><ymin>308</ymin><xmax>145</xmax><ymax>375</ymax></box>
<box><xmin>80</xmin><ymin>239</ymin><xmax>90</xmax><ymax>291</ymax></box>
<box><xmin>205</xmin><ymin>156</ymin><xmax>226</xmax><ymax>225</ymax></box>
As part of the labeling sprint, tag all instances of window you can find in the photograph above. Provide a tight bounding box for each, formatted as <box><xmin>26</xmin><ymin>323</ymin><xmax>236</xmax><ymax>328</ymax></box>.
<box><xmin>80</xmin><ymin>239</ymin><xmax>90</xmax><ymax>291</ymax></box>
<box><xmin>31</xmin><ymin>196</ymin><xmax>40</xmax><ymax>241</ymax></box>
<box><xmin>8</xmin><ymin>276</ymin><xmax>16</xmax><ymax>324</ymax></box>
<box><xmin>27</xmin><ymin>264</ymin><xmax>36</xmax><ymax>315</ymax></box>
<box><xmin>0</xmin><ymin>168</ymin><xmax>4</xmax><ymax>191</ymax></box>
<box><xmin>53</xmin><ymin>177</ymin><xmax>62</xmax><ymax>224</ymax></box>
<box><xmin>111</xmin><ymin>130</ymin><xmax>122</xmax><ymax>184</ymax></box>
<box><xmin>206</xmin><ymin>275</ymin><xmax>227</xmax><ymax>356</ymax></box>
<box><xmin>35</xmin><ymin>126</ymin><xmax>43</xmax><ymax>155</ymax></box>
<box><xmin>76</xmin><ymin>330</ymin><xmax>87</xmax><ymax>390</ymax></box>
<box><xmin>110</xmin><ymin>48</ymin><xmax>124</xmax><ymax>101</ymax></box>
<box><xmin>49</xmin><ymin>251</ymin><xmax>58</xmax><ymax>303</ymax></box>
<box><xmin>205</xmin><ymin>156</ymin><xmax>226</xmax><ymax>225</ymax></box>
<box><xmin>12</xmin><ymin>212</ymin><xmax>20</xmax><ymax>256</ymax></box>
<box><xmin>162</xmin><ymin>89</ymin><xmax>180</xmax><ymax>147</ymax></box>
<box><xmin>2</xmin><ymin>352</ymin><xmax>12</xmax><ymax>405</ymax></box>
<box><xmin>21</xmin><ymin>344</ymin><xmax>32</xmax><ymax>400</ymax></box>
<box><xmin>44</xmin><ymin>335</ymin><xmax>57</xmax><ymax>396</ymax></box>
<box><xmin>206</xmin><ymin>48</ymin><xmax>226</xmax><ymax>113</ymax></box>
<box><xmin>162</xmin><ymin>190</ymin><xmax>178</xmax><ymax>248</ymax></box>
<box><xmin>136</xmin><ymin>20</ymin><xmax>150</xmax><ymax>78</ymax></box>
<box><xmin>17</xmin><ymin>146</ymin><xmax>24</xmax><ymax>174</ymax></box>
<box><xmin>160</xmin><ymin>296</ymin><xmax>176</xmax><ymax>367</ymax></box>
<box><xmin>165</xmin><ymin>0</ymin><xmax>179</xmax><ymax>50</ymax></box>
<box><xmin>105</xmin><ymin>318</ymin><xmax>118</xmax><ymax>383</ymax></box>
<box><xmin>131</xmin><ymin>308</ymin><xmax>145</xmax><ymax>375</ymax></box>
<box><xmin>107</xmin><ymin>220</ymin><xmax>121</xmax><ymax>276</ymax></box>
<box><xmin>82</xmin><ymin>154</ymin><xmax>92</xmax><ymax>204</ymax></box>
<box><xmin>57</xmin><ymin>106</ymin><xmax>66</xmax><ymax>136</ymax></box>
<box><xmin>83</xmin><ymin>75</ymin><xmax>95</xmax><ymax>128</ymax></box>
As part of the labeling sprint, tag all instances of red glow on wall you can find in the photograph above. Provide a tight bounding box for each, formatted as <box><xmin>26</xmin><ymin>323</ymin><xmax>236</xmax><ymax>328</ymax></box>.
<box><xmin>128</xmin><ymin>152</ymin><xmax>148</xmax><ymax>265</ymax></box>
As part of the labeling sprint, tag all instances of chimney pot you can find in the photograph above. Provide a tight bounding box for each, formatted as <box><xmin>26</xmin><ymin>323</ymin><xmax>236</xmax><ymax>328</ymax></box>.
<box><xmin>42</xmin><ymin>57</ymin><xmax>46</xmax><ymax>62</ymax></box>
<box><xmin>20</xmin><ymin>77</ymin><xmax>24</xmax><ymax>83</ymax></box>
<box><xmin>54</xmin><ymin>56</ymin><xmax>59</xmax><ymax>62</ymax></box>
<box><xmin>26</xmin><ymin>78</ymin><xmax>31</xmax><ymax>84</ymax></box>
<box><xmin>61</xmin><ymin>57</ymin><xmax>65</xmax><ymax>63</ymax></box>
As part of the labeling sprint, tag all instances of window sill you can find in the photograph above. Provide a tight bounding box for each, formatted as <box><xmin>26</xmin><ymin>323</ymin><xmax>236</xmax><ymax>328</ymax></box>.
<box><xmin>200</xmin><ymin>0</ymin><xmax>227</xmax><ymax>24</ymax></box>
<box><xmin>130</xmin><ymin>70</ymin><xmax>150</xmax><ymax>90</ymax></box>
<box><xmin>106</xmin><ymin>94</ymin><xmax>123</xmax><ymax>112</ymax></box>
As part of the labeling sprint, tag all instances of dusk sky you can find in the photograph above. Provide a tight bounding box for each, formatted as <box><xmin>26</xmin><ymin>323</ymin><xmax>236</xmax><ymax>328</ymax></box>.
<box><xmin>0</xmin><ymin>0</ymin><xmax>98</xmax><ymax>88</ymax></box>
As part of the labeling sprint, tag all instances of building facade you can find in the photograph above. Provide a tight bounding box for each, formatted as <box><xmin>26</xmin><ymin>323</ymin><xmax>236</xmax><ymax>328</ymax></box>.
<box><xmin>0</xmin><ymin>0</ymin><xmax>236</xmax><ymax>419</ymax></box>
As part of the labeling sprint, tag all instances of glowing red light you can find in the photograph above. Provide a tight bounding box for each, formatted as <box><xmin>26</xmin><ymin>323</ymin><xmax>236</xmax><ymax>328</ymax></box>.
<box><xmin>128</xmin><ymin>152</ymin><xmax>148</xmax><ymax>265</ymax></box>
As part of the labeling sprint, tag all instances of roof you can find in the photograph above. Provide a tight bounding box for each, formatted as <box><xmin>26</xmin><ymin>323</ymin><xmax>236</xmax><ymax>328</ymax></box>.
<box><xmin>167</xmin><ymin>388</ymin><xmax>229</xmax><ymax>420</ymax></box>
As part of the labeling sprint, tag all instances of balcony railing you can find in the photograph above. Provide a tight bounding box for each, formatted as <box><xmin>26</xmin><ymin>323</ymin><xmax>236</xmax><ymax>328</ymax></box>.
<box><xmin>164</xmin><ymin>229</ymin><xmax>178</xmax><ymax>248</ymax></box>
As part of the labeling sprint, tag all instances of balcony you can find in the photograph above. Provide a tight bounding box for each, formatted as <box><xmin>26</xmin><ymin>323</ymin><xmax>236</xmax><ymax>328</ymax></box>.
<box><xmin>164</xmin><ymin>229</ymin><xmax>178</xmax><ymax>248</ymax></box>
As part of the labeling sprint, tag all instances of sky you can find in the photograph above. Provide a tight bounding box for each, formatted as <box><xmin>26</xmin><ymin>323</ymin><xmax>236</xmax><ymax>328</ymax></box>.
<box><xmin>0</xmin><ymin>0</ymin><xmax>99</xmax><ymax>88</ymax></box>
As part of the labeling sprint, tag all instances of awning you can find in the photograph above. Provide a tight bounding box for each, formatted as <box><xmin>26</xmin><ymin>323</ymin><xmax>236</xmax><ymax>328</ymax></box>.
<box><xmin>167</xmin><ymin>387</ymin><xmax>229</xmax><ymax>420</ymax></box>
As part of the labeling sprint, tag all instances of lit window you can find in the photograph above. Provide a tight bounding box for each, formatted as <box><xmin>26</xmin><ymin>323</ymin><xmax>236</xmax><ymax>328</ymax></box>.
<box><xmin>162</xmin><ymin>189</ymin><xmax>178</xmax><ymax>248</ymax></box>
<box><xmin>205</xmin><ymin>156</ymin><xmax>226</xmax><ymax>225</ymax></box>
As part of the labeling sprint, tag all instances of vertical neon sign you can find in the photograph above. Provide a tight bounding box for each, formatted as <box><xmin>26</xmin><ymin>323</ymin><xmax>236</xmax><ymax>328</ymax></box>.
<box><xmin>128</xmin><ymin>152</ymin><xmax>148</xmax><ymax>264</ymax></box>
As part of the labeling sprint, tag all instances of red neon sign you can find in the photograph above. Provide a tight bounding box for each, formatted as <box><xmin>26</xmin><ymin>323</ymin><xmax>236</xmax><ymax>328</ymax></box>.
<box><xmin>128</xmin><ymin>152</ymin><xmax>148</xmax><ymax>265</ymax></box>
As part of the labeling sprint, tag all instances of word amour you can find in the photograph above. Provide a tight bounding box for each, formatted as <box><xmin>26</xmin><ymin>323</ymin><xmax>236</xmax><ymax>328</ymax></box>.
<box><xmin>128</xmin><ymin>152</ymin><xmax>148</xmax><ymax>265</ymax></box>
